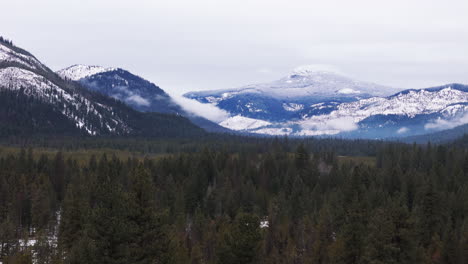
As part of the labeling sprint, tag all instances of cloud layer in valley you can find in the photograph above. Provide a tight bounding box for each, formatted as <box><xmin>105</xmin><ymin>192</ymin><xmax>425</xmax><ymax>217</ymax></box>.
<box><xmin>425</xmin><ymin>113</ymin><xmax>468</xmax><ymax>131</ymax></box>
<box><xmin>170</xmin><ymin>94</ymin><xmax>230</xmax><ymax>123</ymax></box>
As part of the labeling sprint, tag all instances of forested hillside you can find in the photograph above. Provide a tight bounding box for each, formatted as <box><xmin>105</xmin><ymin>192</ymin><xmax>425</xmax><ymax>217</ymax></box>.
<box><xmin>0</xmin><ymin>39</ymin><xmax>206</xmax><ymax>138</ymax></box>
<box><xmin>1</xmin><ymin>140</ymin><xmax>468</xmax><ymax>264</ymax></box>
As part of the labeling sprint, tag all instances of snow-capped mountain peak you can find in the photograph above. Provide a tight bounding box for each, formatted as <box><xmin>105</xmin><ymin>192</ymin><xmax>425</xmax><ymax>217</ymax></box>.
<box><xmin>186</xmin><ymin>66</ymin><xmax>399</xmax><ymax>106</ymax></box>
<box><xmin>289</xmin><ymin>64</ymin><xmax>342</xmax><ymax>77</ymax></box>
<box><xmin>184</xmin><ymin>66</ymin><xmax>401</xmax><ymax>123</ymax></box>
<box><xmin>185</xmin><ymin>65</ymin><xmax>468</xmax><ymax>138</ymax></box>
<box><xmin>57</xmin><ymin>64</ymin><xmax>117</xmax><ymax>81</ymax></box>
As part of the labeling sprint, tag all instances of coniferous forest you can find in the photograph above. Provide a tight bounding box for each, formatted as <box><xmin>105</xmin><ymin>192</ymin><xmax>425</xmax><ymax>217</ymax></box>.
<box><xmin>1</xmin><ymin>137</ymin><xmax>468</xmax><ymax>264</ymax></box>
<box><xmin>2</xmin><ymin>0</ymin><xmax>468</xmax><ymax>262</ymax></box>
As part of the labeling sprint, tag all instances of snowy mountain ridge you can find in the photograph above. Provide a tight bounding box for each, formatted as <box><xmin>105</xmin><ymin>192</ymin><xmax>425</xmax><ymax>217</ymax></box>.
<box><xmin>57</xmin><ymin>64</ymin><xmax>117</xmax><ymax>81</ymax></box>
<box><xmin>213</xmin><ymin>85</ymin><xmax>468</xmax><ymax>137</ymax></box>
<box><xmin>2</xmin><ymin>36</ymin><xmax>467</xmax><ymax>139</ymax></box>
<box><xmin>56</xmin><ymin>64</ymin><xmax>231</xmax><ymax>133</ymax></box>
<box><xmin>0</xmin><ymin>41</ymin><xmax>48</xmax><ymax>72</ymax></box>
<box><xmin>185</xmin><ymin>66</ymin><xmax>468</xmax><ymax>138</ymax></box>
<box><xmin>0</xmin><ymin>39</ymin><xmax>205</xmax><ymax>137</ymax></box>
<box><xmin>186</xmin><ymin>66</ymin><xmax>399</xmax><ymax>102</ymax></box>
<box><xmin>0</xmin><ymin>66</ymin><xmax>128</xmax><ymax>135</ymax></box>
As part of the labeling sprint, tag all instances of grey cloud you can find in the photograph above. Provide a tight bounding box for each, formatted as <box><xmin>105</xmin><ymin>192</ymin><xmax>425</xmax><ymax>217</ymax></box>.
<box><xmin>1</xmin><ymin>0</ymin><xmax>467</xmax><ymax>96</ymax></box>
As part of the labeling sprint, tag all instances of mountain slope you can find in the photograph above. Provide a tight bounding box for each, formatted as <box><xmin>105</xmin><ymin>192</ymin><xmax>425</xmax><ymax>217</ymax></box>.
<box><xmin>58</xmin><ymin>65</ymin><xmax>179</xmax><ymax>113</ymax></box>
<box><xmin>58</xmin><ymin>64</ymin><xmax>230</xmax><ymax>133</ymax></box>
<box><xmin>0</xmin><ymin>38</ymin><xmax>205</xmax><ymax>138</ymax></box>
<box><xmin>185</xmin><ymin>66</ymin><xmax>468</xmax><ymax>139</ymax></box>
<box><xmin>299</xmin><ymin>85</ymin><xmax>468</xmax><ymax>137</ymax></box>
<box><xmin>185</xmin><ymin>66</ymin><xmax>399</xmax><ymax>123</ymax></box>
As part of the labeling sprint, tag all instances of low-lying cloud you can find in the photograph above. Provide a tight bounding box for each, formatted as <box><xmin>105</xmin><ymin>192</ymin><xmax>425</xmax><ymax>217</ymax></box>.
<box><xmin>127</xmin><ymin>94</ymin><xmax>150</xmax><ymax>106</ymax></box>
<box><xmin>300</xmin><ymin>116</ymin><xmax>358</xmax><ymax>133</ymax></box>
<box><xmin>425</xmin><ymin>113</ymin><xmax>468</xmax><ymax>131</ymax></box>
<box><xmin>170</xmin><ymin>94</ymin><xmax>230</xmax><ymax>123</ymax></box>
<box><xmin>397</xmin><ymin>127</ymin><xmax>409</xmax><ymax>134</ymax></box>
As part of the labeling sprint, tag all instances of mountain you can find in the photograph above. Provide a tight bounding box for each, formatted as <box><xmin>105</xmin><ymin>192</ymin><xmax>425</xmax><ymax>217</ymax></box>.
<box><xmin>185</xmin><ymin>66</ymin><xmax>398</xmax><ymax>122</ymax></box>
<box><xmin>306</xmin><ymin>84</ymin><xmax>468</xmax><ymax>138</ymax></box>
<box><xmin>185</xmin><ymin>67</ymin><xmax>468</xmax><ymax>138</ymax></box>
<box><xmin>58</xmin><ymin>65</ymin><xmax>230</xmax><ymax>133</ymax></box>
<box><xmin>0</xmin><ymin>38</ymin><xmax>205</xmax><ymax>138</ymax></box>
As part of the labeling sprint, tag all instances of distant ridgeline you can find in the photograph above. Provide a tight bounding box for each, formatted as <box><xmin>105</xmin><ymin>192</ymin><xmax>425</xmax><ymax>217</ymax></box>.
<box><xmin>185</xmin><ymin>66</ymin><xmax>468</xmax><ymax>139</ymax></box>
<box><xmin>1</xmin><ymin>36</ymin><xmax>468</xmax><ymax>143</ymax></box>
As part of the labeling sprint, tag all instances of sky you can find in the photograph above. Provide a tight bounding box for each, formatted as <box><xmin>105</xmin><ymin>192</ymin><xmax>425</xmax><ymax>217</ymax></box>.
<box><xmin>2</xmin><ymin>0</ymin><xmax>468</xmax><ymax>99</ymax></box>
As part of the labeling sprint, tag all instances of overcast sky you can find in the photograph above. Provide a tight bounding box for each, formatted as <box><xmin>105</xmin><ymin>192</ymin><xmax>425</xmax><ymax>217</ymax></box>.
<box><xmin>2</xmin><ymin>0</ymin><xmax>468</xmax><ymax>97</ymax></box>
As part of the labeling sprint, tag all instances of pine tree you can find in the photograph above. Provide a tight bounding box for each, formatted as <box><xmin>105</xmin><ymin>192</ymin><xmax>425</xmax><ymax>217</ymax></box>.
<box><xmin>218</xmin><ymin>213</ymin><xmax>262</xmax><ymax>264</ymax></box>
<box><xmin>311</xmin><ymin>206</ymin><xmax>333</xmax><ymax>264</ymax></box>
<box><xmin>78</xmin><ymin>161</ymin><xmax>133</xmax><ymax>264</ymax></box>
<box><xmin>59</xmin><ymin>173</ymin><xmax>89</xmax><ymax>259</ymax></box>
<box><xmin>127</xmin><ymin>165</ymin><xmax>170</xmax><ymax>264</ymax></box>
<box><xmin>30</xmin><ymin>173</ymin><xmax>55</xmax><ymax>232</ymax></box>
<box><xmin>364</xmin><ymin>202</ymin><xmax>421</xmax><ymax>264</ymax></box>
<box><xmin>295</xmin><ymin>144</ymin><xmax>309</xmax><ymax>170</ymax></box>
<box><xmin>339</xmin><ymin>198</ymin><xmax>366</xmax><ymax>264</ymax></box>
<box><xmin>419</xmin><ymin>181</ymin><xmax>442</xmax><ymax>247</ymax></box>
<box><xmin>51</xmin><ymin>152</ymin><xmax>66</xmax><ymax>201</ymax></box>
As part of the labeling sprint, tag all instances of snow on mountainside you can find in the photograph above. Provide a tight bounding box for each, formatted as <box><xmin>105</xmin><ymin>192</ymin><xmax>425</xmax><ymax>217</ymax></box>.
<box><xmin>184</xmin><ymin>64</ymin><xmax>468</xmax><ymax>138</ymax></box>
<box><xmin>186</xmin><ymin>66</ymin><xmax>398</xmax><ymax>101</ymax></box>
<box><xmin>184</xmin><ymin>65</ymin><xmax>403</xmax><ymax>136</ymax></box>
<box><xmin>57</xmin><ymin>64</ymin><xmax>231</xmax><ymax>133</ymax></box>
<box><xmin>184</xmin><ymin>66</ymin><xmax>404</xmax><ymax>132</ymax></box>
<box><xmin>296</xmin><ymin>86</ymin><xmax>468</xmax><ymax>136</ymax></box>
<box><xmin>3</xmin><ymin>37</ymin><xmax>466</xmax><ymax>139</ymax></box>
<box><xmin>0</xmin><ymin>39</ymin><xmax>205</xmax><ymax>137</ymax></box>
<box><xmin>0</xmin><ymin>43</ymin><xmax>47</xmax><ymax>71</ymax></box>
<box><xmin>0</xmin><ymin>41</ymin><xmax>129</xmax><ymax>135</ymax></box>
<box><xmin>59</xmin><ymin>65</ymin><xmax>175</xmax><ymax>112</ymax></box>
<box><xmin>0</xmin><ymin>67</ymin><xmax>64</xmax><ymax>96</ymax></box>
<box><xmin>57</xmin><ymin>64</ymin><xmax>116</xmax><ymax>81</ymax></box>
<box><xmin>321</xmin><ymin>87</ymin><xmax>468</xmax><ymax>122</ymax></box>
<box><xmin>0</xmin><ymin>66</ymin><xmax>128</xmax><ymax>135</ymax></box>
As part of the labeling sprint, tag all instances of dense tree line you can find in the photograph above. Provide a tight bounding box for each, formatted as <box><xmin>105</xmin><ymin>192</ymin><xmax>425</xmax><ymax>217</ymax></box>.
<box><xmin>0</xmin><ymin>87</ymin><xmax>205</xmax><ymax>139</ymax></box>
<box><xmin>1</xmin><ymin>140</ymin><xmax>468</xmax><ymax>263</ymax></box>
<box><xmin>0</xmin><ymin>37</ymin><xmax>13</xmax><ymax>46</ymax></box>
<box><xmin>0</xmin><ymin>135</ymin><xmax>386</xmax><ymax>158</ymax></box>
